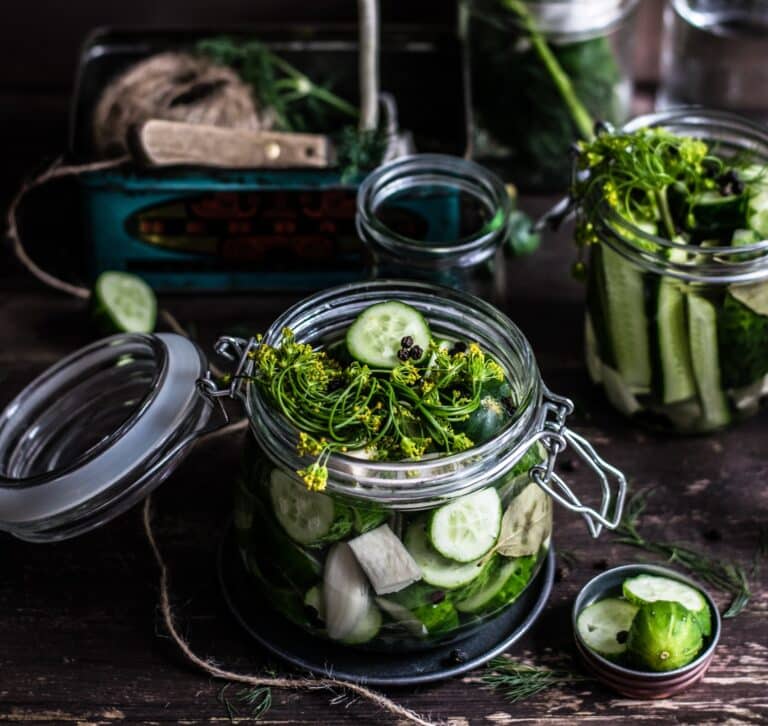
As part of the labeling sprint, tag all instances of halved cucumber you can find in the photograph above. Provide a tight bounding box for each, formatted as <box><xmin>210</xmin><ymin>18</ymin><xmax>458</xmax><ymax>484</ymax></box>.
<box><xmin>601</xmin><ymin>243</ymin><xmax>652</xmax><ymax>392</ymax></box>
<box><xmin>428</xmin><ymin>488</ymin><xmax>502</xmax><ymax>563</ymax></box>
<box><xmin>92</xmin><ymin>271</ymin><xmax>157</xmax><ymax>334</ymax></box>
<box><xmin>454</xmin><ymin>554</ymin><xmax>535</xmax><ymax>614</ymax></box>
<box><xmin>623</xmin><ymin>574</ymin><xmax>711</xmax><ymax>637</ymax></box>
<box><xmin>577</xmin><ymin>598</ymin><xmax>639</xmax><ymax>658</ymax></box>
<box><xmin>269</xmin><ymin>469</ymin><xmax>350</xmax><ymax>546</ymax></box>
<box><xmin>346</xmin><ymin>301</ymin><xmax>431</xmax><ymax>368</ymax></box>
<box><xmin>404</xmin><ymin>520</ymin><xmax>484</xmax><ymax>589</ymax></box>
<box><xmin>687</xmin><ymin>294</ymin><xmax>731</xmax><ymax>429</ymax></box>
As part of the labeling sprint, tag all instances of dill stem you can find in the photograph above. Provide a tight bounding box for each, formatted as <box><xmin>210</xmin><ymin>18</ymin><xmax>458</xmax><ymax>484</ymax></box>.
<box><xmin>504</xmin><ymin>0</ymin><xmax>595</xmax><ymax>142</ymax></box>
<box><xmin>655</xmin><ymin>186</ymin><xmax>677</xmax><ymax>239</ymax></box>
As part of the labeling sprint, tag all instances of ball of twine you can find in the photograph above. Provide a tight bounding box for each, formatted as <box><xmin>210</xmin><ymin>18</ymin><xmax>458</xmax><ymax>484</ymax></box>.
<box><xmin>92</xmin><ymin>52</ymin><xmax>264</xmax><ymax>158</ymax></box>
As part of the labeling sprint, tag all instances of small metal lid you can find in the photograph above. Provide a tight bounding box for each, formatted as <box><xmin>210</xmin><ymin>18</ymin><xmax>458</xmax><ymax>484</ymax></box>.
<box><xmin>0</xmin><ymin>333</ymin><xmax>212</xmax><ymax>542</ymax></box>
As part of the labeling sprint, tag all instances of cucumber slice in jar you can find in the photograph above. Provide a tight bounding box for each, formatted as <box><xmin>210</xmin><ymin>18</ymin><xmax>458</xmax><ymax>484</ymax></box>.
<box><xmin>576</xmin><ymin>598</ymin><xmax>639</xmax><ymax>658</ymax></box>
<box><xmin>622</xmin><ymin>574</ymin><xmax>711</xmax><ymax>637</ymax></box>
<box><xmin>346</xmin><ymin>301</ymin><xmax>431</xmax><ymax>368</ymax></box>
<box><xmin>654</xmin><ymin>260</ymin><xmax>697</xmax><ymax>405</ymax></box>
<box><xmin>687</xmin><ymin>293</ymin><xmax>731</xmax><ymax>429</ymax></box>
<box><xmin>428</xmin><ymin>488</ymin><xmax>502</xmax><ymax>563</ymax></box>
<box><xmin>269</xmin><ymin>469</ymin><xmax>351</xmax><ymax>546</ymax></box>
<box><xmin>454</xmin><ymin>554</ymin><xmax>536</xmax><ymax>615</ymax></box>
<box><xmin>92</xmin><ymin>271</ymin><xmax>157</xmax><ymax>333</ymax></box>
<box><xmin>404</xmin><ymin>520</ymin><xmax>484</xmax><ymax>589</ymax></box>
<box><xmin>601</xmin><ymin>243</ymin><xmax>653</xmax><ymax>392</ymax></box>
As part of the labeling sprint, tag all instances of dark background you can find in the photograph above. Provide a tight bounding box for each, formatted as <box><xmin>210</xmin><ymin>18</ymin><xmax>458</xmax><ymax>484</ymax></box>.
<box><xmin>0</xmin><ymin>0</ymin><xmax>663</xmax><ymax>212</ymax></box>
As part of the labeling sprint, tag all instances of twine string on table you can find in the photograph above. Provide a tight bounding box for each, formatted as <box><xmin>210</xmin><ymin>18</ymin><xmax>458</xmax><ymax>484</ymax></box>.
<box><xmin>141</xmin><ymin>495</ymin><xmax>439</xmax><ymax>726</ymax></box>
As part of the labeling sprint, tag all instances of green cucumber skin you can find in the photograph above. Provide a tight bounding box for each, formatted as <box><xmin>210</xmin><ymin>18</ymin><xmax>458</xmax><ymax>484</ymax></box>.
<box><xmin>600</xmin><ymin>244</ymin><xmax>653</xmax><ymax>391</ymax></box>
<box><xmin>650</xmin><ymin>275</ymin><xmax>697</xmax><ymax>405</ymax></box>
<box><xmin>688</xmin><ymin>293</ymin><xmax>732</xmax><ymax>430</ymax></box>
<box><xmin>586</xmin><ymin>245</ymin><xmax>617</xmax><ymax>369</ymax></box>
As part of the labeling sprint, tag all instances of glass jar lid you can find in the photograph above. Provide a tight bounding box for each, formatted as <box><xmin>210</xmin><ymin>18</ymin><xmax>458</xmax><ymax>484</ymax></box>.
<box><xmin>0</xmin><ymin>333</ymin><xmax>212</xmax><ymax>542</ymax></box>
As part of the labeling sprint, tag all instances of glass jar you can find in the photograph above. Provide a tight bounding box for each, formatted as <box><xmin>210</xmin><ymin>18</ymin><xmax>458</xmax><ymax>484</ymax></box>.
<box><xmin>221</xmin><ymin>280</ymin><xmax>627</xmax><ymax>652</ymax></box>
<box><xmin>0</xmin><ymin>281</ymin><xmax>626</xmax><ymax>657</ymax></box>
<box><xmin>462</xmin><ymin>0</ymin><xmax>640</xmax><ymax>190</ymax></box>
<box><xmin>582</xmin><ymin>109</ymin><xmax>768</xmax><ymax>434</ymax></box>
<box><xmin>356</xmin><ymin>155</ymin><xmax>513</xmax><ymax>303</ymax></box>
<box><xmin>658</xmin><ymin>1</ymin><xmax>768</xmax><ymax>124</ymax></box>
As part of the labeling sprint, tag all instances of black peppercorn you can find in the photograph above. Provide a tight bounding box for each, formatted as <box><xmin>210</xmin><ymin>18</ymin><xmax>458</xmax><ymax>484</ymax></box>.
<box><xmin>409</xmin><ymin>345</ymin><xmax>423</xmax><ymax>360</ymax></box>
<box><xmin>397</xmin><ymin>348</ymin><xmax>410</xmax><ymax>361</ymax></box>
<box><xmin>448</xmin><ymin>648</ymin><xmax>468</xmax><ymax>664</ymax></box>
<box><xmin>451</xmin><ymin>341</ymin><xmax>467</xmax><ymax>355</ymax></box>
<box><xmin>400</xmin><ymin>335</ymin><xmax>414</xmax><ymax>349</ymax></box>
<box><xmin>429</xmin><ymin>590</ymin><xmax>446</xmax><ymax>604</ymax></box>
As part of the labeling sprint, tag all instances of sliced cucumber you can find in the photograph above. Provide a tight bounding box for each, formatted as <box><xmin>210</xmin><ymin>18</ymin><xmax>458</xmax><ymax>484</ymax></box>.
<box><xmin>323</xmin><ymin>542</ymin><xmax>374</xmax><ymax>641</ymax></box>
<box><xmin>269</xmin><ymin>469</ymin><xmax>349</xmax><ymax>546</ymax></box>
<box><xmin>655</xmin><ymin>274</ymin><xmax>697</xmax><ymax>405</ymax></box>
<box><xmin>585</xmin><ymin>314</ymin><xmax>604</xmax><ymax>384</ymax></box>
<box><xmin>304</xmin><ymin>585</ymin><xmax>325</xmax><ymax>620</ymax></box>
<box><xmin>623</xmin><ymin>574</ymin><xmax>711</xmax><ymax>637</ymax></box>
<box><xmin>496</xmin><ymin>482</ymin><xmax>552</xmax><ymax>558</ymax></box>
<box><xmin>348</xmin><ymin>524</ymin><xmax>422</xmax><ymax>595</ymax></box>
<box><xmin>601</xmin><ymin>364</ymin><xmax>641</xmax><ymax>416</ymax></box>
<box><xmin>92</xmin><ymin>271</ymin><xmax>157</xmax><ymax>334</ymax></box>
<box><xmin>691</xmin><ymin>191</ymin><xmax>748</xmax><ymax>235</ymax></box>
<box><xmin>404</xmin><ymin>520</ymin><xmax>484</xmax><ymax>589</ymax></box>
<box><xmin>428</xmin><ymin>488</ymin><xmax>502</xmax><ymax>563</ymax></box>
<box><xmin>454</xmin><ymin>554</ymin><xmax>535</xmax><ymax>614</ymax></box>
<box><xmin>687</xmin><ymin>294</ymin><xmax>731</xmax><ymax>429</ymax></box>
<box><xmin>346</xmin><ymin>301</ymin><xmax>431</xmax><ymax>368</ymax></box>
<box><xmin>577</xmin><ymin>598</ymin><xmax>639</xmax><ymax>658</ymax></box>
<box><xmin>342</xmin><ymin>602</ymin><xmax>382</xmax><ymax>645</ymax></box>
<box><xmin>601</xmin><ymin>244</ymin><xmax>652</xmax><ymax>392</ymax></box>
<box><xmin>748</xmin><ymin>188</ymin><xmax>768</xmax><ymax>238</ymax></box>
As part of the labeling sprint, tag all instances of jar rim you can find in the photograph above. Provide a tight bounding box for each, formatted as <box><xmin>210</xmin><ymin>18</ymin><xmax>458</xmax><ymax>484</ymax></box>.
<box><xmin>356</xmin><ymin>154</ymin><xmax>511</xmax><ymax>271</ymax></box>
<box><xmin>593</xmin><ymin>108</ymin><xmax>768</xmax><ymax>284</ymax></box>
<box><xmin>245</xmin><ymin>280</ymin><xmax>544</xmax><ymax>508</ymax></box>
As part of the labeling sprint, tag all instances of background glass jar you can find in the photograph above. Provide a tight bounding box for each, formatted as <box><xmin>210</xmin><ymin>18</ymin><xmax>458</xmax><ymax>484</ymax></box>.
<box><xmin>583</xmin><ymin>110</ymin><xmax>768</xmax><ymax>434</ymax></box>
<box><xmin>658</xmin><ymin>0</ymin><xmax>768</xmax><ymax>124</ymax></box>
<box><xmin>225</xmin><ymin>281</ymin><xmax>626</xmax><ymax>652</ymax></box>
<box><xmin>461</xmin><ymin>0</ymin><xmax>640</xmax><ymax>190</ymax></box>
<box><xmin>356</xmin><ymin>155</ymin><xmax>522</xmax><ymax>304</ymax></box>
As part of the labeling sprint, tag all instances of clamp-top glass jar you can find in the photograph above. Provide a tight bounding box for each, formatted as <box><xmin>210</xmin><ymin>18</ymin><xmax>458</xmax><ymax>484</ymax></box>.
<box><xmin>462</xmin><ymin>0</ymin><xmax>640</xmax><ymax>189</ymax></box>
<box><xmin>219</xmin><ymin>281</ymin><xmax>627</xmax><ymax>652</ymax></box>
<box><xmin>356</xmin><ymin>155</ymin><xmax>514</xmax><ymax>303</ymax></box>
<box><xmin>582</xmin><ymin>110</ymin><xmax>768</xmax><ymax>434</ymax></box>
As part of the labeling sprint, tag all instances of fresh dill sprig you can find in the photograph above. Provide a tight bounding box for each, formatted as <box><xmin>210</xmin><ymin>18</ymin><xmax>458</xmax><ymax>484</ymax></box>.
<box><xmin>614</xmin><ymin>489</ymin><xmax>752</xmax><ymax>618</ymax></box>
<box><xmin>482</xmin><ymin>656</ymin><xmax>591</xmax><ymax>703</ymax></box>
<box><xmin>251</xmin><ymin>329</ymin><xmax>508</xmax><ymax>490</ymax></box>
<box><xmin>218</xmin><ymin>684</ymin><xmax>272</xmax><ymax>722</ymax></box>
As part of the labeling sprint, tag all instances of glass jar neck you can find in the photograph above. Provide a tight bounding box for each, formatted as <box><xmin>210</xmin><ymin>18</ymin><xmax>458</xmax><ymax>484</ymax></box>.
<box><xmin>471</xmin><ymin>0</ymin><xmax>640</xmax><ymax>42</ymax></box>
<box><xmin>356</xmin><ymin>154</ymin><xmax>511</xmax><ymax>272</ymax></box>
<box><xmin>594</xmin><ymin>109</ymin><xmax>768</xmax><ymax>285</ymax></box>
<box><xmin>245</xmin><ymin>280</ymin><xmax>543</xmax><ymax>510</ymax></box>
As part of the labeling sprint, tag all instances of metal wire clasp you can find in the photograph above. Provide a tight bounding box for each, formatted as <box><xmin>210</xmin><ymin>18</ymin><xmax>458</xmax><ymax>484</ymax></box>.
<box><xmin>195</xmin><ymin>336</ymin><xmax>260</xmax><ymax>424</ymax></box>
<box><xmin>528</xmin><ymin>387</ymin><xmax>627</xmax><ymax>538</ymax></box>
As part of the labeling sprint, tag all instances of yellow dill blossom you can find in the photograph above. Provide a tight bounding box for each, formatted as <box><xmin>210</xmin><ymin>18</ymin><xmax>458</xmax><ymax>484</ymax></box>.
<box><xmin>297</xmin><ymin>432</ymin><xmax>325</xmax><ymax>457</ymax></box>
<box><xmin>603</xmin><ymin>180</ymin><xmax>619</xmax><ymax>208</ymax></box>
<box><xmin>298</xmin><ymin>462</ymin><xmax>328</xmax><ymax>492</ymax></box>
<box><xmin>400</xmin><ymin>436</ymin><xmax>430</xmax><ymax>459</ymax></box>
<box><xmin>486</xmin><ymin>360</ymin><xmax>504</xmax><ymax>382</ymax></box>
<box><xmin>678</xmin><ymin>138</ymin><xmax>708</xmax><ymax>167</ymax></box>
<box><xmin>391</xmin><ymin>361</ymin><xmax>420</xmax><ymax>386</ymax></box>
<box><xmin>451</xmin><ymin>433</ymin><xmax>475</xmax><ymax>453</ymax></box>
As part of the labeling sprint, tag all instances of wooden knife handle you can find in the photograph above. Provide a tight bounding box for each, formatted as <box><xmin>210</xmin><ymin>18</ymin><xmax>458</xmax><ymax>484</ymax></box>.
<box><xmin>133</xmin><ymin>119</ymin><xmax>333</xmax><ymax>169</ymax></box>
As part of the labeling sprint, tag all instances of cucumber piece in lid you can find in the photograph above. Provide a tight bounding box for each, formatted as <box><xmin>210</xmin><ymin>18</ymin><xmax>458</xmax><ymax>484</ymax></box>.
<box><xmin>622</xmin><ymin>574</ymin><xmax>711</xmax><ymax>637</ymax></box>
<box><xmin>577</xmin><ymin>597</ymin><xmax>639</xmax><ymax>658</ymax></box>
<box><xmin>627</xmin><ymin>601</ymin><xmax>703</xmax><ymax>672</ymax></box>
<box><xmin>346</xmin><ymin>301</ymin><xmax>431</xmax><ymax>368</ymax></box>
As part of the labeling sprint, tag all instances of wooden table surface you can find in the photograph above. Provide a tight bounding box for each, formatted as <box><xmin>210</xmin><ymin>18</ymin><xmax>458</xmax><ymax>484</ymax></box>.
<box><xmin>0</xmin><ymin>199</ymin><xmax>766</xmax><ymax>725</ymax></box>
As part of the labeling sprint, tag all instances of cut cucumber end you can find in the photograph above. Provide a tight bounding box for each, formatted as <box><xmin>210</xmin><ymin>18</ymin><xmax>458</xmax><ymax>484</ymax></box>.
<box><xmin>92</xmin><ymin>271</ymin><xmax>157</xmax><ymax>334</ymax></box>
<box><xmin>577</xmin><ymin>598</ymin><xmax>639</xmax><ymax>658</ymax></box>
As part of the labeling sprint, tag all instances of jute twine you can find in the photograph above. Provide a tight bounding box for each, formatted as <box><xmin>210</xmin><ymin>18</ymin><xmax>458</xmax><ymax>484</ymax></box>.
<box><xmin>93</xmin><ymin>52</ymin><xmax>263</xmax><ymax>158</ymax></box>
